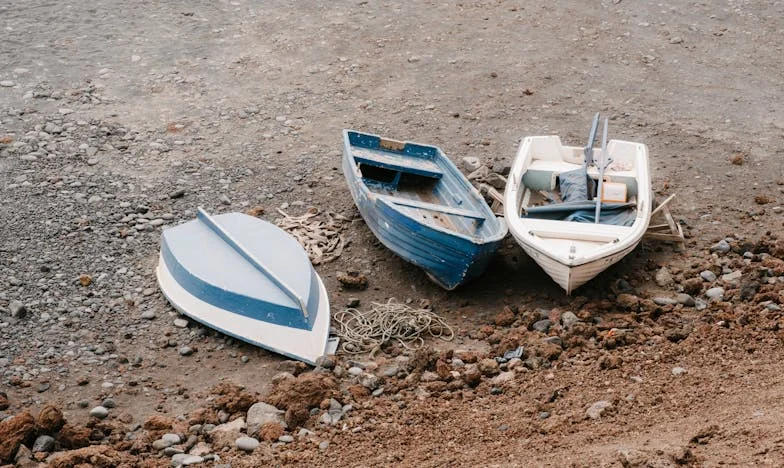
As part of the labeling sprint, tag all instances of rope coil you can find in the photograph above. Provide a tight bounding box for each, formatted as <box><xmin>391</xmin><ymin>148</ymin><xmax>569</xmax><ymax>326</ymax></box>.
<box><xmin>334</xmin><ymin>298</ymin><xmax>454</xmax><ymax>357</ymax></box>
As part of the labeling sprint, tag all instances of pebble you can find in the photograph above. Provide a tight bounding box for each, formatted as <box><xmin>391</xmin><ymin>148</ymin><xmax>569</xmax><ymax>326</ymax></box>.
<box><xmin>710</xmin><ymin>239</ymin><xmax>731</xmax><ymax>254</ymax></box>
<box><xmin>705</xmin><ymin>287</ymin><xmax>725</xmax><ymax>301</ymax></box>
<box><xmin>235</xmin><ymin>436</ymin><xmax>260</xmax><ymax>452</ymax></box>
<box><xmin>653</xmin><ymin>297</ymin><xmax>678</xmax><ymax>306</ymax></box>
<box><xmin>102</xmin><ymin>398</ymin><xmax>117</xmax><ymax>408</ymax></box>
<box><xmin>346</xmin><ymin>297</ymin><xmax>360</xmax><ymax>308</ymax></box>
<box><xmin>0</xmin><ymin>80</ymin><xmax>15</xmax><ymax>87</ymax></box>
<box><xmin>179</xmin><ymin>346</ymin><xmax>194</xmax><ymax>356</ymax></box>
<box><xmin>319</xmin><ymin>441</ymin><xmax>330</xmax><ymax>450</ymax></box>
<box><xmin>163</xmin><ymin>446</ymin><xmax>183</xmax><ymax>456</ymax></box>
<box><xmin>676</xmin><ymin>293</ymin><xmax>696</xmax><ymax>307</ymax></box>
<box><xmin>672</xmin><ymin>367</ymin><xmax>688</xmax><ymax>376</ymax></box>
<box><xmin>700</xmin><ymin>270</ymin><xmax>716</xmax><ymax>282</ymax></box>
<box><xmin>315</xmin><ymin>355</ymin><xmax>335</xmax><ymax>369</ymax></box>
<box><xmin>169</xmin><ymin>189</ymin><xmax>186</xmax><ymax>199</ymax></box>
<box><xmin>162</xmin><ymin>433</ymin><xmax>181</xmax><ymax>445</ymax></box>
<box><xmin>347</xmin><ymin>366</ymin><xmax>363</xmax><ymax>376</ymax></box>
<box><xmin>538</xmin><ymin>411</ymin><xmax>551</xmax><ymax>420</ymax></box>
<box><xmin>90</xmin><ymin>406</ymin><xmax>109</xmax><ymax>419</ymax></box>
<box><xmin>9</xmin><ymin>301</ymin><xmax>27</xmax><ymax>319</ymax></box>
<box><xmin>561</xmin><ymin>311</ymin><xmax>579</xmax><ymax>329</ymax></box>
<box><xmin>278</xmin><ymin>435</ymin><xmax>294</xmax><ymax>443</ymax></box>
<box><xmin>655</xmin><ymin>267</ymin><xmax>674</xmax><ymax>287</ymax></box>
<box><xmin>722</xmin><ymin>271</ymin><xmax>742</xmax><ymax>282</ymax></box>
<box><xmin>532</xmin><ymin>319</ymin><xmax>552</xmax><ymax>333</ymax></box>
<box><xmin>219</xmin><ymin>194</ymin><xmax>231</xmax><ymax>205</ymax></box>
<box><xmin>461</xmin><ymin>156</ymin><xmax>482</xmax><ymax>172</ymax></box>
<box><xmin>174</xmin><ymin>318</ymin><xmax>189</xmax><ymax>328</ymax></box>
<box><xmin>141</xmin><ymin>310</ymin><xmax>156</xmax><ymax>320</ymax></box>
<box><xmin>32</xmin><ymin>434</ymin><xmax>55</xmax><ymax>452</ymax></box>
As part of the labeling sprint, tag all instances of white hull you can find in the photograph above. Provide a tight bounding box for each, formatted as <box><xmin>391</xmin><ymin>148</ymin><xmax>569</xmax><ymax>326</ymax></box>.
<box><xmin>504</xmin><ymin>135</ymin><xmax>651</xmax><ymax>294</ymax></box>
<box><xmin>156</xmin><ymin>254</ymin><xmax>331</xmax><ymax>365</ymax></box>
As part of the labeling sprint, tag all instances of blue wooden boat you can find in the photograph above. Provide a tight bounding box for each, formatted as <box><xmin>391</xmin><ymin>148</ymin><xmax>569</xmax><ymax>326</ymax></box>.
<box><xmin>156</xmin><ymin>208</ymin><xmax>331</xmax><ymax>364</ymax></box>
<box><xmin>342</xmin><ymin>130</ymin><xmax>507</xmax><ymax>290</ymax></box>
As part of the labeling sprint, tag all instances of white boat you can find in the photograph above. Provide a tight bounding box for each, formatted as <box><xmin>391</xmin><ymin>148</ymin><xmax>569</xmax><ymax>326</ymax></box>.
<box><xmin>156</xmin><ymin>208</ymin><xmax>332</xmax><ymax>364</ymax></box>
<box><xmin>504</xmin><ymin>123</ymin><xmax>651</xmax><ymax>294</ymax></box>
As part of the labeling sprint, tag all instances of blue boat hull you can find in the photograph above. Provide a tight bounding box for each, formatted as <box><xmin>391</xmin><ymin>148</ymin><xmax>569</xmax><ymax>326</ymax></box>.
<box><xmin>342</xmin><ymin>131</ymin><xmax>506</xmax><ymax>290</ymax></box>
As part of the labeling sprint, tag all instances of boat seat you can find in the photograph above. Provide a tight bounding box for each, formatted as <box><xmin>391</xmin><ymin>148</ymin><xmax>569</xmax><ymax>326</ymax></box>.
<box><xmin>380</xmin><ymin>196</ymin><xmax>485</xmax><ymax>222</ymax></box>
<box><xmin>521</xmin><ymin>217</ymin><xmax>633</xmax><ymax>243</ymax></box>
<box><xmin>352</xmin><ymin>147</ymin><xmax>443</xmax><ymax>179</ymax></box>
<box><xmin>522</xmin><ymin>160</ymin><xmax>638</xmax><ymax>197</ymax></box>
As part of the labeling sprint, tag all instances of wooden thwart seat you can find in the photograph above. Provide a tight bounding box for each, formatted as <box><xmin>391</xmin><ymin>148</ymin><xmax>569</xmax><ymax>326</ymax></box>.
<box><xmin>352</xmin><ymin>148</ymin><xmax>444</xmax><ymax>179</ymax></box>
<box><xmin>380</xmin><ymin>196</ymin><xmax>485</xmax><ymax>222</ymax></box>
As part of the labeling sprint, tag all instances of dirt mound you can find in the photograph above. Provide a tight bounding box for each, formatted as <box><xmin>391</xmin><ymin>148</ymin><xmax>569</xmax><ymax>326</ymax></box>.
<box><xmin>264</xmin><ymin>372</ymin><xmax>338</xmax><ymax>413</ymax></box>
<box><xmin>48</xmin><ymin>445</ymin><xmax>139</xmax><ymax>468</ymax></box>
<box><xmin>58</xmin><ymin>423</ymin><xmax>92</xmax><ymax>449</ymax></box>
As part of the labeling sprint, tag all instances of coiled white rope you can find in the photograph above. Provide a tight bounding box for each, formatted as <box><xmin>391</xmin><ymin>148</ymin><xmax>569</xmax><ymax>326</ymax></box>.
<box><xmin>334</xmin><ymin>298</ymin><xmax>454</xmax><ymax>357</ymax></box>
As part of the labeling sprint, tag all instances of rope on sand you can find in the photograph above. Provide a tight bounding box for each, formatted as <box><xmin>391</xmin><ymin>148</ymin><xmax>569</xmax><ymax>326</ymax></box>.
<box><xmin>275</xmin><ymin>208</ymin><xmax>349</xmax><ymax>265</ymax></box>
<box><xmin>334</xmin><ymin>298</ymin><xmax>454</xmax><ymax>357</ymax></box>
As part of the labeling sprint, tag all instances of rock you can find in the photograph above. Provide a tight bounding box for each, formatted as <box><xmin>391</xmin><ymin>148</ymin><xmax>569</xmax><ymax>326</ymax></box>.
<box><xmin>676</xmin><ymin>293</ymin><xmax>696</xmax><ymax>307</ymax></box>
<box><xmin>9</xmin><ymin>301</ymin><xmax>26</xmax><ymax>319</ymax></box>
<box><xmin>586</xmin><ymin>401</ymin><xmax>613</xmax><ymax>419</ymax></box>
<box><xmin>478</xmin><ymin>358</ymin><xmax>500</xmax><ymax>377</ymax></box>
<box><xmin>493</xmin><ymin>306</ymin><xmax>516</xmax><ymax>327</ymax></box>
<box><xmin>212</xmin><ymin>417</ymin><xmax>245</xmax><ymax>434</ymax></box>
<box><xmin>278</xmin><ymin>435</ymin><xmax>294</xmax><ymax>443</ymax></box>
<box><xmin>532</xmin><ymin>319</ymin><xmax>552</xmax><ymax>333</ymax></box>
<box><xmin>653</xmin><ymin>297</ymin><xmax>677</xmax><ymax>306</ymax></box>
<box><xmin>485</xmin><ymin>172</ymin><xmax>507</xmax><ymax>189</ymax></box>
<box><xmin>561</xmin><ymin>311</ymin><xmax>579</xmax><ymax>329</ymax></box>
<box><xmin>461</xmin><ymin>156</ymin><xmax>482</xmax><ymax>172</ymax></box>
<box><xmin>672</xmin><ymin>367</ymin><xmax>688</xmax><ymax>376</ymax></box>
<box><xmin>219</xmin><ymin>194</ymin><xmax>231</xmax><ymax>205</ymax></box>
<box><xmin>463</xmin><ymin>364</ymin><xmax>482</xmax><ymax>387</ymax></box>
<box><xmin>721</xmin><ymin>270</ymin><xmax>742</xmax><ymax>283</ymax></box>
<box><xmin>616</xmin><ymin>293</ymin><xmax>640</xmax><ymax>309</ymax></box>
<box><xmin>347</xmin><ymin>366</ymin><xmax>363</xmax><ymax>376</ymax></box>
<box><xmin>169</xmin><ymin>189</ymin><xmax>186</xmax><ymax>199</ymax></box>
<box><xmin>258</xmin><ymin>422</ymin><xmax>284</xmax><ymax>441</ymax></box>
<box><xmin>162</xmin><ymin>433</ymin><xmax>181</xmax><ymax>445</ymax></box>
<box><xmin>319</xmin><ymin>441</ymin><xmax>329</xmax><ymax>450</ymax></box>
<box><xmin>284</xmin><ymin>406</ymin><xmax>309</xmax><ymax>429</ymax></box>
<box><xmin>0</xmin><ymin>412</ymin><xmax>35</xmax><ymax>462</ymax></box>
<box><xmin>0</xmin><ymin>80</ymin><xmax>15</xmax><ymax>87</ymax></box>
<box><xmin>705</xmin><ymin>287</ymin><xmax>725</xmax><ymax>301</ymax></box>
<box><xmin>711</xmin><ymin>240</ymin><xmax>731</xmax><ymax>254</ymax></box>
<box><xmin>315</xmin><ymin>355</ymin><xmax>335</xmax><ymax>369</ymax></box>
<box><xmin>36</xmin><ymin>405</ymin><xmax>64</xmax><ymax>433</ymax></box>
<box><xmin>89</xmin><ymin>406</ymin><xmax>108</xmax><ymax>419</ymax></box>
<box><xmin>140</xmin><ymin>310</ymin><xmax>156</xmax><ymax>320</ymax></box>
<box><xmin>700</xmin><ymin>270</ymin><xmax>717</xmax><ymax>282</ymax></box>
<box><xmin>174</xmin><ymin>318</ymin><xmax>189</xmax><ymax>328</ymax></box>
<box><xmin>490</xmin><ymin>371</ymin><xmax>515</xmax><ymax>385</ymax></box>
<box><xmin>144</xmin><ymin>414</ymin><xmax>175</xmax><ymax>431</ymax></box>
<box><xmin>211</xmin><ymin>382</ymin><xmax>257</xmax><ymax>414</ymax></box>
<box><xmin>359</xmin><ymin>372</ymin><xmax>381</xmax><ymax>390</ymax></box>
<box><xmin>246</xmin><ymin>402</ymin><xmax>285</xmax><ymax>437</ymax></box>
<box><xmin>682</xmin><ymin>277</ymin><xmax>703</xmax><ymax>295</ymax></box>
<box><xmin>189</xmin><ymin>442</ymin><xmax>212</xmax><ymax>457</ymax></box>
<box><xmin>346</xmin><ymin>297</ymin><xmax>360</xmax><ymax>308</ymax></box>
<box><xmin>179</xmin><ymin>346</ymin><xmax>194</xmax><ymax>356</ymax></box>
<box><xmin>655</xmin><ymin>267</ymin><xmax>674</xmax><ymax>287</ymax></box>
<box><xmin>337</xmin><ymin>271</ymin><xmax>368</xmax><ymax>290</ymax></box>
<box><xmin>57</xmin><ymin>423</ymin><xmax>91</xmax><ymax>448</ymax></box>
<box><xmin>265</xmin><ymin>372</ymin><xmax>338</xmax><ymax>412</ymax></box>
<box><xmin>174</xmin><ymin>454</ymin><xmax>204</xmax><ymax>466</ymax></box>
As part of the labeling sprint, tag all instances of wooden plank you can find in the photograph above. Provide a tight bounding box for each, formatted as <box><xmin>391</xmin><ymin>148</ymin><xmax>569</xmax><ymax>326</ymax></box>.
<box><xmin>380</xmin><ymin>196</ymin><xmax>486</xmax><ymax>221</ymax></box>
<box><xmin>651</xmin><ymin>193</ymin><xmax>677</xmax><ymax>216</ymax></box>
<box><xmin>352</xmin><ymin>147</ymin><xmax>443</xmax><ymax>179</ymax></box>
<box><xmin>644</xmin><ymin>232</ymin><xmax>685</xmax><ymax>242</ymax></box>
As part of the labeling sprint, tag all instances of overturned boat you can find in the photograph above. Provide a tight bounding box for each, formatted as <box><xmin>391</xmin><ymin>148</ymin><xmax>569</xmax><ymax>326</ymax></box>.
<box><xmin>156</xmin><ymin>208</ymin><xmax>331</xmax><ymax>364</ymax></box>
<box><xmin>342</xmin><ymin>130</ymin><xmax>507</xmax><ymax>290</ymax></box>
<box><xmin>504</xmin><ymin>116</ymin><xmax>651</xmax><ymax>294</ymax></box>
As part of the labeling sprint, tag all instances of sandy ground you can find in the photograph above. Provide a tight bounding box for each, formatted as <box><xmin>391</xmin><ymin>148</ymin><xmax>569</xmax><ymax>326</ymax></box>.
<box><xmin>1</xmin><ymin>0</ymin><xmax>784</xmax><ymax>466</ymax></box>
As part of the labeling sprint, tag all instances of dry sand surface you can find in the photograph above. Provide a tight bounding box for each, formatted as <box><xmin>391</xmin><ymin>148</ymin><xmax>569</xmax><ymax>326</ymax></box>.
<box><xmin>1</xmin><ymin>0</ymin><xmax>784</xmax><ymax>466</ymax></box>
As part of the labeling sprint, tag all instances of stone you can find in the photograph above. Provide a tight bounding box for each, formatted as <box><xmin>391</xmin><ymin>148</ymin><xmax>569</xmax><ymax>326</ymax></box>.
<box><xmin>653</xmin><ymin>297</ymin><xmax>678</xmax><ymax>306</ymax></box>
<box><xmin>359</xmin><ymin>372</ymin><xmax>381</xmax><ymax>390</ymax></box>
<box><xmin>478</xmin><ymin>358</ymin><xmax>500</xmax><ymax>377</ymax></box>
<box><xmin>174</xmin><ymin>318</ymin><xmax>189</xmax><ymax>328</ymax></box>
<box><xmin>89</xmin><ymin>406</ymin><xmax>109</xmax><ymax>419</ymax></box>
<box><xmin>700</xmin><ymin>270</ymin><xmax>717</xmax><ymax>282</ymax></box>
<box><xmin>179</xmin><ymin>346</ymin><xmax>194</xmax><ymax>356</ymax></box>
<box><xmin>722</xmin><ymin>271</ymin><xmax>742</xmax><ymax>283</ymax></box>
<box><xmin>672</xmin><ymin>367</ymin><xmax>688</xmax><ymax>376</ymax></box>
<box><xmin>616</xmin><ymin>293</ymin><xmax>640</xmax><ymax>309</ymax></box>
<box><xmin>0</xmin><ymin>412</ymin><xmax>35</xmax><ymax>461</ymax></box>
<box><xmin>561</xmin><ymin>311</ymin><xmax>579</xmax><ymax>329</ymax></box>
<box><xmin>235</xmin><ymin>436</ymin><xmax>260</xmax><ymax>452</ymax></box>
<box><xmin>211</xmin><ymin>417</ymin><xmax>245</xmax><ymax>434</ymax></box>
<box><xmin>0</xmin><ymin>80</ymin><xmax>15</xmax><ymax>87</ymax></box>
<box><xmin>705</xmin><ymin>287</ymin><xmax>725</xmax><ymax>301</ymax></box>
<box><xmin>586</xmin><ymin>400</ymin><xmax>613</xmax><ymax>419</ymax></box>
<box><xmin>246</xmin><ymin>402</ymin><xmax>285</xmax><ymax>436</ymax></box>
<box><xmin>485</xmin><ymin>172</ymin><xmax>507</xmax><ymax>189</ymax></box>
<box><xmin>655</xmin><ymin>267</ymin><xmax>674</xmax><ymax>287</ymax></box>
<box><xmin>532</xmin><ymin>319</ymin><xmax>552</xmax><ymax>333</ymax></box>
<box><xmin>278</xmin><ymin>435</ymin><xmax>294</xmax><ymax>443</ymax></box>
<box><xmin>676</xmin><ymin>293</ymin><xmax>696</xmax><ymax>307</ymax></box>
<box><xmin>461</xmin><ymin>156</ymin><xmax>482</xmax><ymax>172</ymax></box>
<box><xmin>57</xmin><ymin>423</ymin><xmax>91</xmax><ymax>448</ymax></box>
<box><xmin>9</xmin><ymin>301</ymin><xmax>26</xmax><ymax>319</ymax></box>
<box><xmin>182</xmin><ymin>455</ymin><xmax>204</xmax><ymax>465</ymax></box>
<box><xmin>36</xmin><ymin>405</ymin><xmax>64</xmax><ymax>433</ymax></box>
<box><xmin>319</xmin><ymin>441</ymin><xmax>329</xmax><ymax>450</ymax></box>
<box><xmin>140</xmin><ymin>310</ymin><xmax>156</xmax><ymax>320</ymax></box>
<box><xmin>463</xmin><ymin>364</ymin><xmax>482</xmax><ymax>387</ymax></box>
<box><xmin>347</xmin><ymin>366</ymin><xmax>363</xmax><ymax>376</ymax></box>
<box><xmin>711</xmin><ymin>240</ymin><xmax>731</xmax><ymax>254</ymax></box>
<box><xmin>314</xmin><ymin>355</ymin><xmax>335</xmax><ymax>369</ymax></box>
<box><xmin>493</xmin><ymin>306</ymin><xmax>516</xmax><ymax>327</ymax></box>
<box><xmin>346</xmin><ymin>297</ymin><xmax>360</xmax><ymax>308</ymax></box>
<box><xmin>490</xmin><ymin>371</ymin><xmax>515</xmax><ymax>385</ymax></box>
<box><xmin>162</xmin><ymin>433</ymin><xmax>181</xmax><ymax>445</ymax></box>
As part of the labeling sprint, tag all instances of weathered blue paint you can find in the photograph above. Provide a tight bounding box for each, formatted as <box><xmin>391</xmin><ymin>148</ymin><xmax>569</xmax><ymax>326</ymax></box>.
<box><xmin>342</xmin><ymin>130</ymin><xmax>507</xmax><ymax>290</ymax></box>
<box><xmin>160</xmin><ymin>211</ymin><xmax>322</xmax><ymax>330</ymax></box>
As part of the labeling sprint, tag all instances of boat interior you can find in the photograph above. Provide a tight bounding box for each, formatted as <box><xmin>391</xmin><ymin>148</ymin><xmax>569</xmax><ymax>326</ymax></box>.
<box><xmin>516</xmin><ymin>136</ymin><xmax>643</xmax><ymax>226</ymax></box>
<box><xmin>346</xmin><ymin>131</ymin><xmax>497</xmax><ymax>238</ymax></box>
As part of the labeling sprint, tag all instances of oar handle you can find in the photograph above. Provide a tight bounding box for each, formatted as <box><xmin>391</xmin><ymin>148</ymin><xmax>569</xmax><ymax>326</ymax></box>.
<box><xmin>196</xmin><ymin>207</ymin><xmax>309</xmax><ymax>318</ymax></box>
